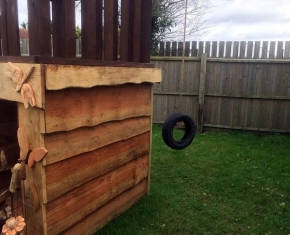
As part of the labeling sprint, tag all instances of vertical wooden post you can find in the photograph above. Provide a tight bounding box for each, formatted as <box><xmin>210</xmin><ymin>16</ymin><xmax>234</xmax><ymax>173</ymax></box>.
<box><xmin>0</xmin><ymin>0</ymin><xmax>20</xmax><ymax>55</ymax></box>
<box><xmin>198</xmin><ymin>53</ymin><xmax>207</xmax><ymax>132</ymax></box>
<box><xmin>27</xmin><ymin>0</ymin><xmax>51</xmax><ymax>56</ymax></box>
<box><xmin>140</xmin><ymin>0</ymin><xmax>152</xmax><ymax>63</ymax></box>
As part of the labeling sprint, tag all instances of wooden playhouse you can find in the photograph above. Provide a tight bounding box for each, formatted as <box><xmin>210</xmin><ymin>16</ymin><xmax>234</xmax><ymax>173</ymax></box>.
<box><xmin>0</xmin><ymin>0</ymin><xmax>161</xmax><ymax>234</ymax></box>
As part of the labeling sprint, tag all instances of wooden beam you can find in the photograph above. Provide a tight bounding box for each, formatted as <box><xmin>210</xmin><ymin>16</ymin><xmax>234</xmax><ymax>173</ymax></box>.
<box><xmin>0</xmin><ymin>0</ymin><xmax>20</xmax><ymax>55</ymax></box>
<box><xmin>140</xmin><ymin>0</ymin><xmax>152</xmax><ymax>63</ymax></box>
<box><xmin>27</xmin><ymin>0</ymin><xmax>51</xmax><ymax>56</ymax></box>
<box><xmin>198</xmin><ymin>53</ymin><xmax>207</xmax><ymax>132</ymax></box>
<box><xmin>81</xmin><ymin>0</ymin><xmax>103</xmax><ymax>60</ymax></box>
<box><xmin>51</xmin><ymin>0</ymin><xmax>76</xmax><ymax>58</ymax></box>
<box><xmin>133</xmin><ymin>0</ymin><xmax>142</xmax><ymax>62</ymax></box>
<box><xmin>104</xmin><ymin>0</ymin><xmax>118</xmax><ymax>61</ymax></box>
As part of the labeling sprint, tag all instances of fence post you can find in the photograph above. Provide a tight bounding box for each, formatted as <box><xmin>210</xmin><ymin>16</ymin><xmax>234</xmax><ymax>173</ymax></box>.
<box><xmin>198</xmin><ymin>53</ymin><xmax>207</xmax><ymax>132</ymax></box>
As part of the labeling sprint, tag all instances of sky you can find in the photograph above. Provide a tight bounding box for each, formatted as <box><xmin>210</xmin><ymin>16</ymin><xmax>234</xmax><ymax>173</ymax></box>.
<box><xmin>17</xmin><ymin>0</ymin><xmax>290</xmax><ymax>42</ymax></box>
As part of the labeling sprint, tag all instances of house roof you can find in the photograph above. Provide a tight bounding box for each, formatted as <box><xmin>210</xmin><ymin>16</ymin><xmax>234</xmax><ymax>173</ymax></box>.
<box><xmin>19</xmin><ymin>28</ymin><xmax>28</xmax><ymax>39</ymax></box>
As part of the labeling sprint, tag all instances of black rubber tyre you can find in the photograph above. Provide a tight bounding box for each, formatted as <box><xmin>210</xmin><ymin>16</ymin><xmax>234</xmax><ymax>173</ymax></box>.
<box><xmin>162</xmin><ymin>113</ymin><xmax>196</xmax><ymax>150</ymax></box>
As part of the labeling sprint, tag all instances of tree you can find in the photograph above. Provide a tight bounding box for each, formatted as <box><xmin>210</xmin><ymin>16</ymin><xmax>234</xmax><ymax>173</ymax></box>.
<box><xmin>21</xmin><ymin>22</ymin><xmax>28</xmax><ymax>29</ymax></box>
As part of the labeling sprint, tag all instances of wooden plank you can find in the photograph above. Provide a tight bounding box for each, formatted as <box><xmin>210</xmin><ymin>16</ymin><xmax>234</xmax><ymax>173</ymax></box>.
<box><xmin>27</xmin><ymin>0</ymin><xmax>51</xmax><ymax>56</ymax></box>
<box><xmin>253</xmin><ymin>41</ymin><xmax>261</xmax><ymax>59</ymax></box>
<box><xmin>225</xmin><ymin>41</ymin><xmax>232</xmax><ymax>57</ymax></box>
<box><xmin>81</xmin><ymin>0</ymin><xmax>103</xmax><ymax>60</ymax></box>
<box><xmin>276</xmin><ymin>41</ymin><xmax>283</xmax><ymax>59</ymax></box>
<box><xmin>44</xmin><ymin>83</ymin><xmax>151</xmax><ymax>132</ymax></box>
<box><xmin>0</xmin><ymin>63</ymin><xmax>45</xmax><ymax>109</ymax></box>
<box><xmin>185</xmin><ymin>41</ymin><xmax>190</xmax><ymax>56</ymax></box>
<box><xmin>46</xmin><ymin>132</ymin><xmax>150</xmax><ymax>201</ymax></box>
<box><xmin>165</xmin><ymin>42</ymin><xmax>171</xmax><ymax>56</ymax></box>
<box><xmin>45</xmin><ymin>64</ymin><xmax>161</xmax><ymax>90</ymax></box>
<box><xmin>198</xmin><ymin>53</ymin><xmax>207</xmax><ymax>132</ymax></box>
<box><xmin>51</xmin><ymin>0</ymin><xmax>75</xmax><ymax>58</ymax></box>
<box><xmin>62</xmin><ymin>179</ymin><xmax>147</xmax><ymax>235</ymax></box>
<box><xmin>261</xmin><ymin>41</ymin><xmax>268</xmax><ymax>59</ymax></box>
<box><xmin>148</xmin><ymin>86</ymin><xmax>153</xmax><ymax>194</ymax></box>
<box><xmin>140</xmin><ymin>0</ymin><xmax>153</xmax><ymax>63</ymax></box>
<box><xmin>171</xmin><ymin>41</ymin><xmax>177</xmax><ymax>56</ymax></box>
<box><xmin>178</xmin><ymin>41</ymin><xmax>183</xmax><ymax>56</ymax></box>
<box><xmin>284</xmin><ymin>41</ymin><xmax>290</xmax><ymax>59</ymax></box>
<box><xmin>212</xmin><ymin>41</ymin><xmax>217</xmax><ymax>58</ymax></box>
<box><xmin>240</xmin><ymin>41</ymin><xmax>246</xmax><ymax>58</ymax></box>
<box><xmin>132</xmin><ymin>0</ymin><xmax>142</xmax><ymax>62</ymax></box>
<box><xmin>120</xmin><ymin>0</ymin><xmax>133</xmax><ymax>62</ymax></box>
<box><xmin>44</xmin><ymin>117</ymin><xmax>151</xmax><ymax>165</ymax></box>
<box><xmin>218</xmin><ymin>41</ymin><xmax>225</xmax><ymax>58</ymax></box>
<box><xmin>198</xmin><ymin>41</ymin><xmax>204</xmax><ymax>57</ymax></box>
<box><xmin>269</xmin><ymin>41</ymin><xmax>276</xmax><ymax>59</ymax></box>
<box><xmin>18</xmin><ymin>104</ymin><xmax>46</xmax><ymax>235</ymax></box>
<box><xmin>246</xmin><ymin>41</ymin><xmax>253</xmax><ymax>58</ymax></box>
<box><xmin>46</xmin><ymin>156</ymin><xmax>149</xmax><ymax>234</ymax></box>
<box><xmin>191</xmin><ymin>41</ymin><xmax>198</xmax><ymax>57</ymax></box>
<box><xmin>159</xmin><ymin>42</ymin><xmax>165</xmax><ymax>56</ymax></box>
<box><xmin>104</xmin><ymin>0</ymin><xmax>118</xmax><ymax>61</ymax></box>
<box><xmin>205</xmin><ymin>41</ymin><xmax>211</xmax><ymax>56</ymax></box>
<box><xmin>232</xmin><ymin>41</ymin><xmax>239</xmax><ymax>58</ymax></box>
<box><xmin>0</xmin><ymin>0</ymin><xmax>20</xmax><ymax>55</ymax></box>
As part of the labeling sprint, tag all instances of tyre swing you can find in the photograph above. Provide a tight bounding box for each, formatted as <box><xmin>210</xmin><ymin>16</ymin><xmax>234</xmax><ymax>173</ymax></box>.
<box><xmin>162</xmin><ymin>0</ymin><xmax>196</xmax><ymax>150</ymax></box>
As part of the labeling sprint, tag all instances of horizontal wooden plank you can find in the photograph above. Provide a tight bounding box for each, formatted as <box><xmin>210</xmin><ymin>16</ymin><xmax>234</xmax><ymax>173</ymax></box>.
<box><xmin>204</xmin><ymin>93</ymin><xmax>290</xmax><ymax>101</ymax></box>
<box><xmin>44</xmin><ymin>83</ymin><xmax>152</xmax><ymax>133</ymax></box>
<box><xmin>45</xmin><ymin>132</ymin><xmax>150</xmax><ymax>202</ymax></box>
<box><xmin>62</xmin><ymin>179</ymin><xmax>147</xmax><ymax>235</ymax></box>
<box><xmin>0</xmin><ymin>63</ymin><xmax>44</xmax><ymax>108</ymax></box>
<box><xmin>46</xmin><ymin>155</ymin><xmax>149</xmax><ymax>234</ymax></box>
<box><xmin>44</xmin><ymin>116</ymin><xmax>150</xmax><ymax>165</ymax></box>
<box><xmin>45</xmin><ymin>65</ymin><xmax>161</xmax><ymax>90</ymax></box>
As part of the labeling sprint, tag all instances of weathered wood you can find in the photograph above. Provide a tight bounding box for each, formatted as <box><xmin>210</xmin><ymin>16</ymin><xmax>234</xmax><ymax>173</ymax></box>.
<box><xmin>232</xmin><ymin>41</ymin><xmax>239</xmax><ymax>58</ymax></box>
<box><xmin>171</xmin><ymin>42</ymin><xmax>177</xmax><ymax>56</ymax></box>
<box><xmin>212</xmin><ymin>41</ymin><xmax>217</xmax><ymax>58</ymax></box>
<box><xmin>198</xmin><ymin>41</ymin><xmax>204</xmax><ymax>57</ymax></box>
<box><xmin>27</xmin><ymin>0</ymin><xmax>51</xmax><ymax>56</ymax></box>
<box><xmin>191</xmin><ymin>41</ymin><xmax>198</xmax><ymax>57</ymax></box>
<box><xmin>0</xmin><ymin>63</ymin><xmax>45</xmax><ymax>108</ymax></box>
<box><xmin>178</xmin><ymin>42</ymin><xmax>183</xmax><ymax>56</ymax></box>
<box><xmin>120</xmin><ymin>0</ymin><xmax>134</xmax><ymax>62</ymax></box>
<box><xmin>277</xmin><ymin>41</ymin><xmax>283</xmax><ymax>59</ymax></box>
<box><xmin>81</xmin><ymin>0</ymin><xmax>102</xmax><ymax>60</ymax></box>
<box><xmin>225</xmin><ymin>41</ymin><xmax>232</xmax><ymax>57</ymax></box>
<box><xmin>253</xmin><ymin>41</ymin><xmax>261</xmax><ymax>59</ymax></box>
<box><xmin>261</xmin><ymin>41</ymin><xmax>268</xmax><ymax>59</ymax></box>
<box><xmin>62</xmin><ymin>179</ymin><xmax>147</xmax><ymax>235</ymax></box>
<box><xmin>104</xmin><ymin>0</ymin><xmax>118</xmax><ymax>61</ymax></box>
<box><xmin>132</xmin><ymin>0</ymin><xmax>142</xmax><ymax>62</ymax></box>
<box><xmin>0</xmin><ymin>0</ymin><xmax>20</xmax><ymax>55</ymax></box>
<box><xmin>284</xmin><ymin>41</ymin><xmax>290</xmax><ymax>59</ymax></box>
<box><xmin>198</xmin><ymin>53</ymin><xmax>207</xmax><ymax>132</ymax></box>
<box><xmin>45</xmin><ymin>65</ymin><xmax>161</xmax><ymax>90</ymax></box>
<box><xmin>185</xmin><ymin>41</ymin><xmax>190</xmax><ymax>56</ymax></box>
<box><xmin>269</xmin><ymin>41</ymin><xmax>276</xmax><ymax>59</ymax></box>
<box><xmin>46</xmin><ymin>156</ymin><xmax>149</xmax><ymax>234</ymax></box>
<box><xmin>45</xmin><ymin>132</ymin><xmax>150</xmax><ymax>201</ymax></box>
<box><xmin>44</xmin><ymin>117</ymin><xmax>150</xmax><ymax>165</ymax></box>
<box><xmin>140</xmin><ymin>0</ymin><xmax>153</xmax><ymax>63</ymax></box>
<box><xmin>246</xmin><ymin>41</ymin><xmax>253</xmax><ymax>58</ymax></box>
<box><xmin>205</xmin><ymin>41</ymin><xmax>211</xmax><ymax>56</ymax></box>
<box><xmin>147</xmin><ymin>86</ymin><xmax>153</xmax><ymax>194</ymax></box>
<box><xmin>165</xmin><ymin>42</ymin><xmax>171</xmax><ymax>56</ymax></box>
<box><xmin>240</xmin><ymin>41</ymin><xmax>246</xmax><ymax>58</ymax></box>
<box><xmin>51</xmin><ymin>0</ymin><xmax>75</xmax><ymax>58</ymax></box>
<box><xmin>218</xmin><ymin>41</ymin><xmax>225</xmax><ymax>57</ymax></box>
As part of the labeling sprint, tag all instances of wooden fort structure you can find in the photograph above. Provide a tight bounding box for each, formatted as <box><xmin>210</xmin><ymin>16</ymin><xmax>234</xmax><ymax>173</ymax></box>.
<box><xmin>0</xmin><ymin>0</ymin><xmax>161</xmax><ymax>234</ymax></box>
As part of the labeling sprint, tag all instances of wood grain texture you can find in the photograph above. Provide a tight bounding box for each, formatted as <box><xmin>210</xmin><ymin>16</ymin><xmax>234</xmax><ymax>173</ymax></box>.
<box><xmin>44</xmin><ymin>116</ymin><xmax>150</xmax><ymax>165</ymax></box>
<box><xmin>132</xmin><ymin>0</ymin><xmax>142</xmax><ymax>62</ymax></box>
<box><xmin>44</xmin><ymin>83</ymin><xmax>152</xmax><ymax>133</ymax></box>
<box><xmin>0</xmin><ymin>0</ymin><xmax>20</xmax><ymax>56</ymax></box>
<box><xmin>140</xmin><ymin>0</ymin><xmax>152</xmax><ymax>63</ymax></box>
<box><xmin>62</xmin><ymin>179</ymin><xmax>147</xmax><ymax>235</ymax></box>
<box><xmin>27</xmin><ymin>0</ymin><xmax>51</xmax><ymax>56</ymax></box>
<box><xmin>46</xmin><ymin>156</ymin><xmax>149</xmax><ymax>234</ymax></box>
<box><xmin>0</xmin><ymin>63</ymin><xmax>45</xmax><ymax>108</ymax></box>
<box><xmin>45</xmin><ymin>64</ymin><xmax>161</xmax><ymax>90</ymax></box>
<box><xmin>81</xmin><ymin>0</ymin><xmax>102</xmax><ymax>60</ymax></box>
<box><xmin>17</xmin><ymin>104</ymin><xmax>47</xmax><ymax>235</ymax></box>
<box><xmin>45</xmin><ymin>132</ymin><xmax>150</xmax><ymax>202</ymax></box>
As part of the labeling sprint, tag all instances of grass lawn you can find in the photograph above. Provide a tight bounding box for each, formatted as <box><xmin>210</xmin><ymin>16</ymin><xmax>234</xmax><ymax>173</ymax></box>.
<box><xmin>95</xmin><ymin>125</ymin><xmax>290</xmax><ymax>235</ymax></box>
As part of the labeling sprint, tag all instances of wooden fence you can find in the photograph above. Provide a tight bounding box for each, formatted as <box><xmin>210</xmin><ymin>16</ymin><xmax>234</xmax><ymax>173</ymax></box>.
<box><xmin>152</xmin><ymin>56</ymin><xmax>290</xmax><ymax>133</ymax></box>
<box><xmin>157</xmin><ymin>41</ymin><xmax>290</xmax><ymax>59</ymax></box>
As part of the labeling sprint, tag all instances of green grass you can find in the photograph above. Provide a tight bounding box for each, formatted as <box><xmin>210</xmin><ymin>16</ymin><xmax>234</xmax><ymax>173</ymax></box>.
<box><xmin>95</xmin><ymin>125</ymin><xmax>290</xmax><ymax>235</ymax></box>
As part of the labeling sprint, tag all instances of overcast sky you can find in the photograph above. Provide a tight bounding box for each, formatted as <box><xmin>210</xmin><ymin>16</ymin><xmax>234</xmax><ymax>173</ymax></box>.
<box><xmin>17</xmin><ymin>0</ymin><xmax>290</xmax><ymax>42</ymax></box>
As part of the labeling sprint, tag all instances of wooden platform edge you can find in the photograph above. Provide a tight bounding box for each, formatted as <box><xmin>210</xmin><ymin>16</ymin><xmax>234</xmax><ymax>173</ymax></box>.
<box><xmin>62</xmin><ymin>179</ymin><xmax>148</xmax><ymax>235</ymax></box>
<box><xmin>45</xmin><ymin>64</ymin><xmax>162</xmax><ymax>90</ymax></box>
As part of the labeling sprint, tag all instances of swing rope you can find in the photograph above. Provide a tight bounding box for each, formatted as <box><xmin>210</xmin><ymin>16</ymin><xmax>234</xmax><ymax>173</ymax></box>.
<box><xmin>179</xmin><ymin>0</ymin><xmax>188</xmax><ymax>112</ymax></box>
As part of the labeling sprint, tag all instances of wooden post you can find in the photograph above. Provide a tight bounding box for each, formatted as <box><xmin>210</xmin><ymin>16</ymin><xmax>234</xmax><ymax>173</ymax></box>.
<box><xmin>198</xmin><ymin>53</ymin><xmax>207</xmax><ymax>132</ymax></box>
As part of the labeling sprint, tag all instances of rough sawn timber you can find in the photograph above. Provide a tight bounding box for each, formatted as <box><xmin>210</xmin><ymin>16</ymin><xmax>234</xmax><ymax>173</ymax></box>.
<box><xmin>45</xmin><ymin>64</ymin><xmax>161</xmax><ymax>90</ymax></box>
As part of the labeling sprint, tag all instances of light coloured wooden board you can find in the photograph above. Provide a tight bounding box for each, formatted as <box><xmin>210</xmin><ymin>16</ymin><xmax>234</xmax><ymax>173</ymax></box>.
<box><xmin>44</xmin><ymin>83</ymin><xmax>151</xmax><ymax>133</ymax></box>
<box><xmin>46</xmin><ymin>155</ymin><xmax>149</xmax><ymax>234</ymax></box>
<box><xmin>44</xmin><ymin>116</ymin><xmax>150</xmax><ymax>165</ymax></box>
<box><xmin>45</xmin><ymin>132</ymin><xmax>150</xmax><ymax>202</ymax></box>
<box><xmin>45</xmin><ymin>64</ymin><xmax>161</xmax><ymax>90</ymax></box>
<box><xmin>62</xmin><ymin>179</ymin><xmax>147</xmax><ymax>235</ymax></box>
<box><xmin>0</xmin><ymin>63</ymin><xmax>45</xmax><ymax>108</ymax></box>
